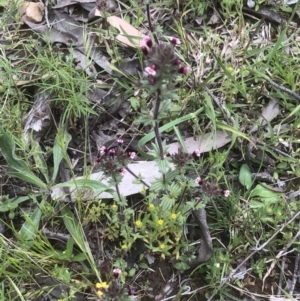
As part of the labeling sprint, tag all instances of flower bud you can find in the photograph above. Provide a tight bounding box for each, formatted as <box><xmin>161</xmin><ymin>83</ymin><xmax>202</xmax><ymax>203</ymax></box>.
<box><xmin>141</xmin><ymin>46</ymin><xmax>149</xmax><ymax>56</ymax></box>
<box><xmin>143</xmin><ymin>36</ymin><xmax>153</xmax><ymax>48</ymax></box>
<box><xmin>170</xmin><ymin>37</ymin><xmax>181</xmax><ymax>45</ymax></box>
<box><xmin>178</xmin><ymin>66</ymin><xmax>190</xmax><ymax>74</ymax></box>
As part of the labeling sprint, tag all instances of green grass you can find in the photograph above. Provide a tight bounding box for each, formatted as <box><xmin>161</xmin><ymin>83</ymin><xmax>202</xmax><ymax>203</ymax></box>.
<box><xmin>0</xmin><ymin>0</ymin><xmax>300</xmax><ymax>300</ymax></box>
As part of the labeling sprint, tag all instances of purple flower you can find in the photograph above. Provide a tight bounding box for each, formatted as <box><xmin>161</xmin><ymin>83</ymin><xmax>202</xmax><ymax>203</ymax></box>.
<box><xmin>195</xmin><ymin>177</ymin><xmax>203</xmax><ymax>185</ymax></box>
<box><xmin>100</xmin><ymin>146</ymin><xmax>107</xmax><ymax>155</ymax></box>
<box><xmin>149</xmin><ymin>78</ymin><xmax>156</xmax><ymax>85</ymax></box>
<box><xmin>128</xmin><ymin>288</ymin><xmax>135</xmax><ymax>295</ymax></box>
<box><xmin>144</xmin><ymin>66</ymin><xmax>157</xmax><ymax>76</ymax></box>
<box><xmin>192</xmin><ymin>150</ymin><xmax>201</xmax><ymax>157</ymax></box>
<box><xmin>141</xmin><ymin>46</ymin><xmax>149</xmax><ymax>56</ymax></box>
<box><xmin>117</xmin><ymin>139</ymin><xmax>124</xmax><ymax>145</ymax></box>
<box><xmin>119</xmin><ymin>168</ymin><xmax>126</xmax><ymax>176</ymax></box>
<box><xmin>170</xmin><ymin>37</ymin><xmax>181</xmax><ymax>45</ymax></box>
<box><xmin>221</xmin><ymin>189</ymin><xmax>230</xmax><ymax>197</ymax></box>
<box><xmin>113</xmin><ymin>268</ymin><xmax>122</xmax><ymax>278</ymax></box>
<box><xmin>173</xmin><ymin>58</ymin><xmax>181</xmax><ymax>65</ymax></box>
<box><xmin>95</xmin><ymin>156</ymin><xmax>101</xmax><ymax>163</ymax></box>
<box><xmin>109</xmin><ymin>148</ymin><xmax>116</xmax><ymax>156</ymax></box>
<box><xmin>128</xmin><ymin>152</ymin><xmax>136</xmax><ymax>160</ymax></box>
<box><xmin>178</xmin><ymin>66</ymin><xmax>190</xmax><ymax>74</ymax></box>
<box><xmin>142</xmin><ymin>36</ymin><xmax>153</xmax><ymax>48</ymax></box>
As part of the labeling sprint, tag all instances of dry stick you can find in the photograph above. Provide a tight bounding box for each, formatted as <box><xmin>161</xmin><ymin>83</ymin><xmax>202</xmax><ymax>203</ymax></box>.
<box><xmin>263</xmin><ymin>229</ymin><xmax>300</xmax><ymax>291</ymax></box>
<box><xmin>277</xmin><ymin>259</ymin><xmax>286</xmax><ymax>296</ymax></box>
<box><xmin>146</xmin><ymin>2</ymin><xmax>159</xmax><ymax>44</ymax></box>
<box><xmin>289</xmin><ymin>221</ymin><xmax>300</xmax><ymax>295</ymax></box>
<box><xmin>206</xmin><ymin>211</ymin><xmax>300</xmax><ymax>301</ymax></box>
<box><xmin>267</xmin><ymin>78</ymin><xmax>300</xmax><ymax>102</ymax></box>
<box><xmin>204</xmin><ymin>86</ymin><xmax>235</xmax><ymax>126</ymax></box>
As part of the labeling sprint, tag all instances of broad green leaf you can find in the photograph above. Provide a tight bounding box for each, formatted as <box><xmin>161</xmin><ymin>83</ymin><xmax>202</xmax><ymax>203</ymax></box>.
<box><xmin>239</xmin><ymin>164</ymin><xmax>252</xmax><ymax>189</ymax></box>
<box><xmin>52</xmin><ymin>126</ymin><xmax>72</xmax><ymax>182</ymax></box>
<box><xmin>250</xmin><ymin>184</ymin><xmax>282</xmax><ymax>199</ymax></box>
<box><xmin>0</xmin><ymin>131</ymin><xmax>47</xmax><ymax>189</ymax></box>
<box><xmin>0</xmin><ymin>195</ymin><xmax>30</xmax><ymax>212</ymax></box>
<box><xmin>61</xmin><ymin>205</ymin><xmax>100</xmax><ymax>279</ymax></box>
<box><xmin>31</xmin><ymin>140</ymin><xmax>49</xmax><ymax>183</ymax></box>
<box><xmin>216</xmin><ymin>121</ymin><xmax>255</xmax><ymax>146</ymax></box>
<box><xmin>19</xmin><ymin>197</ymin><xmax>45</xmax><ymax>241</ymax></box>
<box><xmin>52</xmin><ymin>179</ymin><xmax>113</xmax><ymax>195</ymax></box>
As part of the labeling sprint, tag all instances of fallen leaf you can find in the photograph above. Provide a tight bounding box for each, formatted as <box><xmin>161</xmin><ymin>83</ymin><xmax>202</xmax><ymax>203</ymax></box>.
<box><xmin>20</xmin><ymin>2</ymin><xmax>45</xmax><ymax>23</ymax></box>
<box><xmin>106</xmin><ymin>15</ymin><xmax>145</xmax><ymax>47</ymax></box>
<box><xmin>249</xmin><ymin>99</ymin><xmax>280</xmax><ymax>133</ymax></box>
<box><xmin>167</xmin><ymin>131</ymin><xmax>231</xmax><ymax>154</ymax></box>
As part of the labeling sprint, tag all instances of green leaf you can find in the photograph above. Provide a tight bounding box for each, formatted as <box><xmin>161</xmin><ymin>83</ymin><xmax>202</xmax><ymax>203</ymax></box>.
<box><xmin>19</xmin><ymin>197</ymin><xmax>45</xmax><ymax>242</ymax></box>
<box><xmin>31</xmin><ymin>140</ymin><xmax>49</xmax><ymax>183</ymax></box>
<box><xmin>250</xmin><ymin>184</ymin><xmax>282</xmax><ymax>199</ymax></box>
<box><xmin>52</xmin><ymin>179</ymin><xmax>113</xmax><ymax>195</ymax></box>
<box><xmin>60</xmin><ymin>205</ymin><xmax>101</xmax><ymax>279</ymax></box>
<box><xmin>0</xmin><ymin>195</ymin><xmax>30</xmax><ymax>212</ymax></box>
<box><xmin>139</xmin><ymin>262</ymin><xmax>148</xmax><ymax>269</ymax></box>
<box><xmin>239</xmin><ymin>164</ymin><xmax>252</xmax><ymax>189</ymax></box>
<box><xmin>52</xmin><ymin>126</ymin><xmax>72</xmax><ymax>182</ymax></box>
<box><xmin>138</xmin><ymin>107</ymin><xmax>203</xmax><ymax>159</ymax></box>
<box><xmin>0</xmin><ymin>131</ymin><xmax>47</xmax><ymax>189</ymax></box>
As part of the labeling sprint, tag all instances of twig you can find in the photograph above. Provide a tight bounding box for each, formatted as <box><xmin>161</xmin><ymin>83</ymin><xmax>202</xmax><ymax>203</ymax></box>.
<box><xmin>44</xmin><ymin>0</ymin><xmax>50</xmax><ymax>28</ymax></box>
<box><xmin>41</xmin><ymin>228</ymin><xmax>70</xmax><ymax>241</ymax></box>
<box><xmin>204</xmin><ymin>86</ymin><xmax>235</xmax><ymax>126</ymax></box>
<box><xmin>277</xmin><ymin>258</ymin><xmax>285</xmax><ymax>296</ymax></box>
<box><xmin>267</xmin><ymin>78</ymin><xmax>300</xmax><ymax>102</ymax></box>
<box><xmin>289</xmin><ymin>221</ymin><xmax>300</xmax><ymax>295</ymax></box>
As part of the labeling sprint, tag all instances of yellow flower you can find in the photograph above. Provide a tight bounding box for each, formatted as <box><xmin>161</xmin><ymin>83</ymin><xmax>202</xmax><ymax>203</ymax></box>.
<box><xmin>121</xmin><ymin>244</ymin><xmax>127</xmax><ymax>249</ymax></box>
<box><xmin>97</xmin><ymin>290</ymin><xmax>103</xmax><ymax>296</ymax></box>
<box><xmin>159</xmin><ymin>244</ymin><xmax>165</xmax><ymax>250</ymax></box>
<box><xmin>112</xmin><ymin>204</ymin><xmax>118</xmax><ymax>210</ymax></box>
<box><xmin>96</xmin><ymin>282</ymin><xmax>109</xmax><ymax>289</ymax></box>
<box><xmin>171</xmin><ymin>213</ymin><xmax>177</xmax><ymax>220</ymax></box>
<box><xmin>135</xmin><ymin>220</ymin><xmax>142</xmax><ymax>227</ymax></box>
<box><xmin>149</xmin><ymin>203</ymin><xmax>155</xmax><ymax>210</ymax></box>
<box><xmin>157</xmin><ymin>219</ymin><xmax>164</xmax><ymax>226</ymax></box>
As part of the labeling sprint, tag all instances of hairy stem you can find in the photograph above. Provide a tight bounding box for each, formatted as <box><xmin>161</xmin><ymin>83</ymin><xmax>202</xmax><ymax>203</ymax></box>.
<box><xmin>153</xmin><ymin>89</ymin><xmax>166</xmax><ymax>183</ymax></box>
<box><xmin>153</xmin><ymin>90</ymin><xmax>164</xmax><ymax>160</ymax></box>
<box><xmin>125</xmin><ymin>166</ymin><xmax>150</xmax><ymax>188</ymax></box>
<box><xmin>146</xmin><ymin>2</ymin><xmax>159</xmax><ymax>44</ymax></box>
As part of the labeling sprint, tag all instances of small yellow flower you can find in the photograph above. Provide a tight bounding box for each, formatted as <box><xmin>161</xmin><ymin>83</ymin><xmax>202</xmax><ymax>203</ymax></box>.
<box><xmin>159</xmin><ymin>244</ymin><xmax>165</xmax><ymax>250</ymax></box>
<box><xmin>101</xmin><ymin>282</ymin><xmax>109</xmax><ymax>289</ymax></box>
<box><xmin>97</xmin><ymin>290</ymin><xmax>103</xmax><ymax>296</ymax></box>
<box><xmin>112</xmin><ymin>204</ymin><xmax>118</xmax><ymax>210</ymax></box>
<box><xmin>171</xmin><ymin>213</ymin><xmax>177</xmax><ymax>220</ymax></box>
<box><xmin>121</xmin><ymin>244</ymin><xmax>127</xmax><ymax>249</ymax></box>
<box><xmin>157</xmin><ymin>219</ymin><xmax>164</xmax><ymax>226</ymax></box>
<box><xmin>96</xmin><ymin>282</ymin><xmax>109</xmax><ymax>289</ymax></box>
<box><xmin>149</xmin><ymin>203</ymin><xmax>155</xmax><ymax>210</ymax></box>
<box><xmin>135</xmin><ymin>220</ymin><xmax>142</xmax><ymax>227</ymax></box>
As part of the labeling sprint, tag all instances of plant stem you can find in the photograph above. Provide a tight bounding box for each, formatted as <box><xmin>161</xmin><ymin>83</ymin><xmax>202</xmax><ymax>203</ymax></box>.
<box><xmin>146</xmin><ymin>2</ymin><xmax>159</xmax><ymax>44</ymax></box>
<box><xmin>114</xmin><ymin>176</ymin><xmax>122</xmax><ymax>201</ymax></box>
<box><xmin>125</xmin><ymin>166</ymin><xmax>150</xmax><ymax>188</ymax></box>
<box><xmin>153</xmin><ymin>89</ymin><xmax>166</xmax><ymax>183</ymax></box>
<box><xmin>153</xmin><ymin>90</ymin><xmax>164</xmax><ymax>160</ymax></box>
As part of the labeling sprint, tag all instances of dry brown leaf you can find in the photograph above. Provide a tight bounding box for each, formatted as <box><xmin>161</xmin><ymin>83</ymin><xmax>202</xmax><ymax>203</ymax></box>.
<box><xmin>106</xmin><ymin>15</ymin><xmax>145</xmax><ymax>47</ymax></box>
<box><xmin>20</xmin><ymin>2</ymin><xmax>44</xmax><ymax>23</ymax></box>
